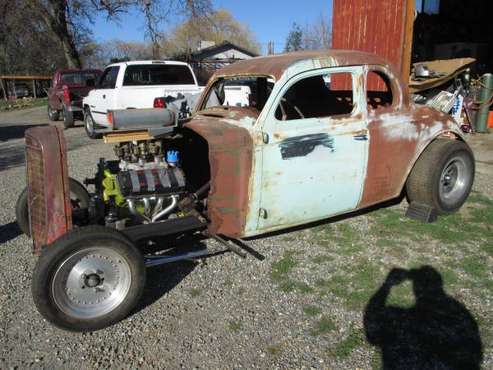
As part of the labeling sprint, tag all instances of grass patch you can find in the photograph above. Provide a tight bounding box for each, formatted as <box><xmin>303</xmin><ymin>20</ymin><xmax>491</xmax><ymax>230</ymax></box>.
<box><xmin>328</xmin><ymin>328</ymin><xmax>365</xmax><ymax>359</ymax></box>
<box><xmin>0</xmin><ymin>97</ymin><xmax>48</xmax><ymax>111</ymax></box>
<box><xmin>303</xmin><ymin>305</ymin><xmax>322</xmax><ymax>317</ymax></box>
<box><xmin>271</xmin><ymin>251</ymin><xmax>297</xmax><ymax>282</ymax></box>
<box><xmin>311</xmin><ymin>254</ymin><xmax>332</xmax><ymax>264</ymax></box>
<box><xmin>310</xmin><ymin>316</ymin><xmax>336</xmax><ymax>336</ymax></box>
<box><xmin>227</xmin><ymin>320</ymin><xmax>243</xmax><ymax>333</ymax></box>
<box><xmin>189</xmin><ymin>288</ymin><xmax>201</xmax><ymax>297</ymax></box>
<box><xmin>461</xmin><ymin>256</ymin><xmax>488</xmax><ymax>279</ymax></box>
<box><xmin>266</xmin><ymin>344</ymin><xmax>281</xmax><ymax>356</ymax></box>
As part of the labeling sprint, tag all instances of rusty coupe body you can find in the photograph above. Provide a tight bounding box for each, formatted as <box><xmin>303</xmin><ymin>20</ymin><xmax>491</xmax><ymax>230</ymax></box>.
<box><xmin>18</xmin><ymin>51</ymin><xmax>475</xmax><ymax>331</ymax></box>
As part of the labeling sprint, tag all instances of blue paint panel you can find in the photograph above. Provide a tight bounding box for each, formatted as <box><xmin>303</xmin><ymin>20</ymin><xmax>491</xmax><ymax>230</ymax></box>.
<box><xmin>255</xmin><ymin>66</ymin><xmax>369</xmax><ymax>233</ymax></box>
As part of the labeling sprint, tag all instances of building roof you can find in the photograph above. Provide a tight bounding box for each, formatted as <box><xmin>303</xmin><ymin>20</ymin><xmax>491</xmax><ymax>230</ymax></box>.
<box><xmin>191</xmin><ymin>41</ymin><xmax>259</xmax><ymax>60</ymax></box>
<box><xmin>213</xmin><ymin>49</ymin><xmax>393</xmax><ymax>81</ymax></box>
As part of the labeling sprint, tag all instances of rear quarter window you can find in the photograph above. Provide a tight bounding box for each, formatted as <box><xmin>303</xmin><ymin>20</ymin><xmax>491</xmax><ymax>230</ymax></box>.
<box><xmin>123</xmin><ymin>64</ymin><xmax>195</xmax><ymax>86</ymax></box>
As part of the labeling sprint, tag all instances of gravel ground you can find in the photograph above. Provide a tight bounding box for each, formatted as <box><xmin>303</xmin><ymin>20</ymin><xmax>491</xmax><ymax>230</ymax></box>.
<box><xmin>0</xmin><ymin>107</ymin><xmax>492</xmax><ymax>369</ymax></box>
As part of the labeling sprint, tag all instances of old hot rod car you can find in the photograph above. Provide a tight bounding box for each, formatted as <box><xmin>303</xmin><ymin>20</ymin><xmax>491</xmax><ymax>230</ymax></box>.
<box><xmin>18</xmin><ymin>50</ymin><xmax>474</xmax><ymax>331</ymax></box>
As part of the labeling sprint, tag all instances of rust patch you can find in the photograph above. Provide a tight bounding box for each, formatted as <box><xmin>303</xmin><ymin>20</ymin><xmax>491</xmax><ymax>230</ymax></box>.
<box><xmin>184</xmin><ymin>116</ymin><xmax>253</xmax><ymax>238</ymax></box>
<box><xmin>359</xmin><ymin>106</ymin><xmax>459</xmax><ymax>208</ymax></box>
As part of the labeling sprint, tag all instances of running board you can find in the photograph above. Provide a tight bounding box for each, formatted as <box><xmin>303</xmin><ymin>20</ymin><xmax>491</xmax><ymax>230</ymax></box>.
<box><xmin>405</xmin><ymin>202</ymin><xmax>437</xmax><ymax>223</ymax></box>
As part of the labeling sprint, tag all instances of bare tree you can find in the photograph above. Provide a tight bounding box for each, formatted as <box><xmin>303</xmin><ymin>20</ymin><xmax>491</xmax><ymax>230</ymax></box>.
<box><xmin>302</xmin><ymin>14</ymin><xmax>332</xmax><ymax>50</ymax></box>
<box><xmin>29</xmin><ymin>0</ymin><xmax>212</xmax><ymax>68</ymax></box>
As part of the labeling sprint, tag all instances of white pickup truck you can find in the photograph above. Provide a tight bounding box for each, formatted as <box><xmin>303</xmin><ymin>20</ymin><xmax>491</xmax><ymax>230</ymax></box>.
<box><xmin>82</xmin><ymin>60</ymin><xmax>202</xmax><ymax>138</ymax></box>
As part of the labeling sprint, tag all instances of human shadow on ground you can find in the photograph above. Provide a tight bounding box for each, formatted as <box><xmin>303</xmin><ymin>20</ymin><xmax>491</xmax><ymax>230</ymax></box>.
<box><xmin>0</xmin><ymin>221</ymin><xmax>22</xmax><ymax>244</ymax></box>
<box><xmin>364</xmin><ymin>266</ymin><xmax>483</xmax><ymax>370</ymax></box>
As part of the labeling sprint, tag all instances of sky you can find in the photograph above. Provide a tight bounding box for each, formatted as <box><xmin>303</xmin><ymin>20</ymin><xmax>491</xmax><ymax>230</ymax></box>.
<box><xmin>91</xmin><ymin>0</ymin><xmax>333</xmax><ymax>54</ymax></box>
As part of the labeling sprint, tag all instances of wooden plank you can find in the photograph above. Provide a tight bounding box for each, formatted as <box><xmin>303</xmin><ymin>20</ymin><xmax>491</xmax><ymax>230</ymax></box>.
<box><xmin>0</xmin><ymin>75</ymin><xmax>51</xmax><ymax>80</ymax></box>
<box><xmin>103</xmin><ymin>130</ymin><xmax>152</xmax><ymax>143</ymax></box>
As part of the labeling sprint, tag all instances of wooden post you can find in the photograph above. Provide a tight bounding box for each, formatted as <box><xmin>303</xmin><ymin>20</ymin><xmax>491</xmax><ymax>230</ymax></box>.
<box><xmin>32</xmin><ymin>79</ymin><xmax>37</xmax><ymax>98</ymax></box>
<box><xmin>0</xmin><ymin>78</ymin><xmax>7</xmax><ymax>101</ymax></box>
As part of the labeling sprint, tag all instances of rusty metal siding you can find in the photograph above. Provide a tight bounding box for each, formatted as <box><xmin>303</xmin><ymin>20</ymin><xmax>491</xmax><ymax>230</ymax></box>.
<box><xmin>332</xmin><ymin>0</ymin><xmax>414</xmax><ymax>90</ymax></box>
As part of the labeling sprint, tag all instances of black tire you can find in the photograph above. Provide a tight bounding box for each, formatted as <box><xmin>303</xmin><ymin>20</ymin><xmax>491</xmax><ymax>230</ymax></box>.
<box><xmin>63</xmin><ymin>105</ymin><xmax>74</xmax><ymax>129</ymax></box>
<box><xmin>15</xmin><ymin>178</ymin><xmax>90</xmax><ymax>236</ymax></box>
<box><xmin>47</xmin><ymin>105</ymin><xmax>59</xmax><ymax>121</ymax></box>
<box><xmin>84</xmin><ymin>109</ymin><xmax>101</xmax><ymax>139</ymax></box>
<box><xmin>32</xmin><ymin>225</ymin><xmax>146</xmax><ymax>332</ymax></box>
<box><xmin>406</xmin><ymin>139</ymin><xmax>475</xmax><ymax>214</ymax></box>
<box><xmin>15</xmin><ymin>187</ymin><xmax>30</xmax><ymax>236</ymax></box>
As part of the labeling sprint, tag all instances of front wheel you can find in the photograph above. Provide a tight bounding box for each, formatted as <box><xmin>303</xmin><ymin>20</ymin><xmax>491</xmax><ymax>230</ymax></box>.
<box><xmin>406</xmin><ymin>139</ymin><xmax>475</xmax><ymax>214</ymax></box>
<box><xmin>32</xmin><ymin>226</ymin><xmax>146</xmax><ymax>332</ymax></box>
<box><xmin>47</xmin><ymin>105</ymin><xmax>59</xmax><ymax>121</ymax></box>
<box><xmin>15</xmin><ymin>178</ymin><xmax>90</xmax><ymax>236</ymax></box>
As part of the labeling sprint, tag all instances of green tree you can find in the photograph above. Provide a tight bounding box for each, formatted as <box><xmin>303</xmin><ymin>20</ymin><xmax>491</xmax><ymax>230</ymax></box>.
<box><xmin>284</xmin><ymin>22</ymin><xmax>303</xmax><ymax>52</ymax></box>
<box><xmin>163</xmin><ymin>9</ymin><xmax>261</xmax><ymax>58</ymax></box>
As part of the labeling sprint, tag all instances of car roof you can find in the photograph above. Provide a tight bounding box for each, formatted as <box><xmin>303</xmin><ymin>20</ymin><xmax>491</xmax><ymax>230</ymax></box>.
<box><xmin>213</xmin><ymin>49</ymin><xmax>393</xmax><ymax>81</ymax></box>
<box><xmin>106</xmin><ymin>60</ymin><xmax>190</xmax><ymax>68</ymax></box>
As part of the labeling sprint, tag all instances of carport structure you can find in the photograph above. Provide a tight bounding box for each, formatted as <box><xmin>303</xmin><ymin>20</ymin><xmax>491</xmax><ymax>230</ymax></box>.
<box><xmin>0</xmin><ymin>75</ymin><xmax>51</xmax><ymax>100</ymax></box>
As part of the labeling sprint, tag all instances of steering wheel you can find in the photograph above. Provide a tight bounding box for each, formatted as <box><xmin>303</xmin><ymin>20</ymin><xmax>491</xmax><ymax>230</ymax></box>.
<box><xmin>279</xmin><ymin>97</ymin><xmax>305</xmax><ymax>120</ymax></box>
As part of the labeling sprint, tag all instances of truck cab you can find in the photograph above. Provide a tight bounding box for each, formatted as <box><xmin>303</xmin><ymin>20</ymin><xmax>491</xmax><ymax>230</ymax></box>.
<box><xmin>83</xmin><ymin>60</ymin><xmax>202</xmax><ymax>137</ymax></box>
<box><xmin>47</xmin><ymin>69</ymin><xmax>102</xmax><ymax>128</ymax></box>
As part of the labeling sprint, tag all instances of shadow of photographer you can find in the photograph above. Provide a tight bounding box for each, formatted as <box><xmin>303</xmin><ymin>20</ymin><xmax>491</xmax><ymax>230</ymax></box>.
<box><xmin>364</xmin><ymin>266</ymin><xmax>482</xmax><ymax>369</ymax></box>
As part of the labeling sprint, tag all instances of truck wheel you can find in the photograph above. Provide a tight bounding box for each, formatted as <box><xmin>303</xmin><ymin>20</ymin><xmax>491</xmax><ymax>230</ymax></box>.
<box><xmin>47</xmin><ymin>105</ymin><xmax>59</xmax><ymax>121</ymax></box>
<box><xmin>84</xmin><ymin>109</ymin><xmax>101</xmax><ymax>139</ymax></box>
<box><xmin>32</xmin><ymin>226</ymin><xmax>146</xmax><ymax>332</ymax></box>
<box><xmin>63</xmin><ymin>105</ymin><xmax>74</xmax><ymax>129</ymax></box>
<box><xmin>406</xmin><ymin>139</ymin><xmax>475</xmax><ymax>214</ymax></box>
<box><xmin>15</xmin><ymin>178</ymin><xmax>90</xmax><ymax>236</ymax></box>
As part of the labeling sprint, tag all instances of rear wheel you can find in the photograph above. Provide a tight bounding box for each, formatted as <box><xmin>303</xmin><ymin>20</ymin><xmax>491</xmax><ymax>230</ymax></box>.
<box><xmin>32</xmin><ymin>226</ymin><xmax>146</xmax><ymax>332</ymax></box>
<box><xmin>63</xmin><ymin>105</ymin><xmax>74</xmax><ymax>129</ymax></box>
<box><xmin>15</xmin><ymin>178</ymin><xmax>90</xmax><ymax>236</ymax></box>
<box><xmin>406</xmin><ymin>139</ymin><xmax>475</xmax><ymax>214</ymax></box>
<box><xmin>47</xmin><ymin>105</ymin><xmax>59</xmax><ymax>121</ymax></box>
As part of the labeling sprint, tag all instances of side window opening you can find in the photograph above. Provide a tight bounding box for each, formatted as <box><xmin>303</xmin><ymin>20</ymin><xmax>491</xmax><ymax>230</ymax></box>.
<box><xmin>99</xmin><ymin>67</ymin><xmax>119</xmax><ymax>89</ymax></box>
<box><xmin>275</xmin><ymin>72</ymin><xmax>354</xmax><ymax>121</ymax></box>
<box><xmin>366</xmin><ymin>71</ymin><xmax>394</xmax><ymax>111</ymax></box>
<box><xmin>203</xmin><ymin>77</ymin><xmax>274</xmax><ymax>112</ymax></box>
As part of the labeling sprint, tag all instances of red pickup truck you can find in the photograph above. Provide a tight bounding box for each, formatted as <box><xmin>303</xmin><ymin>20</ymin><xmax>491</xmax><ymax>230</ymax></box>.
<box><xmin>47</xmin><ymin>69</ymin><xmax>102</xmax><ymax>128</ymax></box>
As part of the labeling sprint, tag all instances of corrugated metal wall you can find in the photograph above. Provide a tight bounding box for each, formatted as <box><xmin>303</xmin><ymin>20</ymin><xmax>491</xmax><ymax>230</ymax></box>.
<box><xmin>332</xmin><ymin>0</ymin><xmax>414</xmax><ymax>90</ymax></box>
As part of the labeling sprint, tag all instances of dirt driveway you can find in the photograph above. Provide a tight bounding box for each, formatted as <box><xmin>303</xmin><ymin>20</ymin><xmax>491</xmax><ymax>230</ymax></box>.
<box><xmin>0</xmin><ymin>106</ymin><xmax>492</xmax><ymax>369</ymax></box>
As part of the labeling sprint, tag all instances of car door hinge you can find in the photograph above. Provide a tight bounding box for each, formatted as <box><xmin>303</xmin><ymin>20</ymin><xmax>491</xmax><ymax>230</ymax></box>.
<box><xmin>259</xmin><ymin>208</ymin><xmax>268</xmax><ymax>219</ymax></box>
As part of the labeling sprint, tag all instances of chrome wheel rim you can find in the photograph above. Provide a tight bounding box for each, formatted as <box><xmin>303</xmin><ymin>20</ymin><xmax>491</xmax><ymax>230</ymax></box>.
<box><xmin>52</xmin><ymin>247</ymin><xmax>132</xmax><ymax>319</ymax></box>
<box><xmin>438</xmin><ymin>156</ymin><xmax>469</xmax><ymax>206</ymax></box>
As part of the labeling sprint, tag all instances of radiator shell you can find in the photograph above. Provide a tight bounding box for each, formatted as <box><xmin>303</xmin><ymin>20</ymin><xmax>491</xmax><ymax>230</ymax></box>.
<box><xmin>25</xmin><ymin>126</ymin><xmax>72</xmax><ymax>254</ymax></box>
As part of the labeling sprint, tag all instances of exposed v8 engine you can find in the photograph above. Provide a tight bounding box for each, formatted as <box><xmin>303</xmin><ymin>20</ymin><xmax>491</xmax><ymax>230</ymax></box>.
<box><xmin>87</xmin><ymin>137</ymin><xmax>193</xmax><ymax>227</ymax></box>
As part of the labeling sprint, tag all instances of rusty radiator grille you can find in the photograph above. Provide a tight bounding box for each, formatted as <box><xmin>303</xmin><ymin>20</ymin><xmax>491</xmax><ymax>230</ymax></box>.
<box><xmin>25</xmin><ymin>137</ymin><xmax>46</xmax><ymax>253</ymax></box>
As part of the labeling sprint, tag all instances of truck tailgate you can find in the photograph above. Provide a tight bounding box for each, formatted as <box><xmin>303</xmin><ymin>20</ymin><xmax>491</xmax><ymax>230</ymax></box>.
<box><xmin>117</xmin><ymin>85</ymin><xmax>202</xmax><ymax>109</ymax></box>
